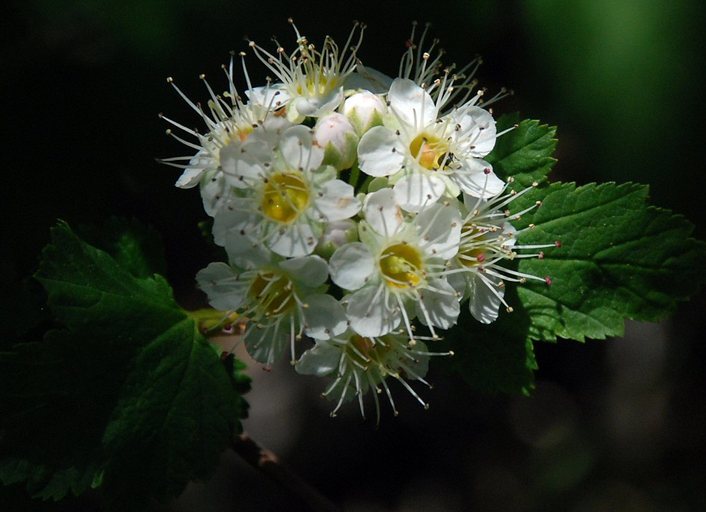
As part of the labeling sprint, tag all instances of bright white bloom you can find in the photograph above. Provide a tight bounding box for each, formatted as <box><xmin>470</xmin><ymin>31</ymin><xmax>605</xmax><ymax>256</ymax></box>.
<box><xmin>212</xmin><ymin>125</ymin><xmax>361</xmax><ymax>257</ymax></box>
<box><xmin>247</xmin><ymin>19</ymin><xmax>366</xmax><ymax>123</ymax></box>
<box><xmin>342</xmin><ymin>90</ymin><xmax>387</xmax><ymax>136</ymax></box>
<box><xmin>296</xmin><ymin>331</ymin><xmax>452</xmax><ymax>420</ymax></box>
<box><xmin>313</xmin><ymin>112</ymin><xmax>359</xmax><ymax>170</ymax></box>
<box><xmin>358</xmin><ymin>77</ymin><xmax>504</xmax><ymax>212</ymax></box>
<box><xmin>196</xmin><ymin>245</ymin><xmax>347</xmax><ymax>366</ymax></box>
<box><xmin>448</xmin><ymin>179</ymin><xmax>558</xmax><ymax>323</ymax></box>
<box><xmin>329</xmin><ymin>188</ymin><xmax>461</xmax><ymax>340</ymax></box>
<box><xmin>159</xmin><ymin>59</ymin><xmax>291</xmax><ymax>216</ymax></box>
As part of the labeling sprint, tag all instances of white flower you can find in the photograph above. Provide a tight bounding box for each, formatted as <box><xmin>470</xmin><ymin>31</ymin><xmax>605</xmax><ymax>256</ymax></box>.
<box><xmin>159</xmin><ymin>57</ymin><xmax>291</xmax><ymax>216</ymax></box>
<box><xmin>313</xmin><ymin>112</ymin><xmax>359</xmax><ymax>170</ymax></box>
<box><xmin>247</xmin><ymin>19</ymin><xmax>366</xmax><ymax>122</ymax></box>
<box><xmin>357</xmin><ymin>78</ymin><xmax>504</xmax><ymax>213</ymax></box>
<box><xmin>447</xmin><ymin>180</ymin><xmax>558</xmax><ymax>323</ymax></box>
<box><xmin>212</xmin><ymin>125</ymin><xmax>361</xmax><ymax>257</ymax></box>
<box><xmin>296</xmin><ymin>330</ymin><xmax>452</xmax><ymax>420</ymax></box>
<box><xmin>196</xmin><ymin>245</ymin><xmax>347</xmax><ymax>366</ymax></box>
<box><xmin>329</xmin><ymin>188</ymin><xmax>462</xmax><ymax>340</ymax></box>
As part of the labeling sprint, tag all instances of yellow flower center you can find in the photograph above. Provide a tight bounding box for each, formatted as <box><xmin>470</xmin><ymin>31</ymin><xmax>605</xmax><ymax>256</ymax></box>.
<box><xmin>346</xmin><ymin>335</ymin><xmax>393</xmax><ymax>367</ymax></box>
<box><xmin>409</xmin><ymin>133</ymin><xmax>449</xmax><ymax>170</ymax></box>
<box><xmin>261</xmin><ymin>171</ymin><xmax>310</xmax><ymax>224</ymax></box>
<box><xmin>296</xmin><ymin>75</ymin><xmax>340</xmax><ymax>96</ymax></box>
<box><xmin>248</xmin><ymin>272</ymin><xmax>295</xmax><ymax>315</ymax></box>
<box><xmin>379</xmin><ymin>243</ymin><xmax>424</xmax><ymax>289</ymax></box>
<box><xmin>458</xmin><ymin>224</ymin><xmax>496</xmax><ymax>267</ymax></box>
<box><xmin>230</xmin><ymin>126</ymin><xmax>253</xmax><ymax>143</ymax></box>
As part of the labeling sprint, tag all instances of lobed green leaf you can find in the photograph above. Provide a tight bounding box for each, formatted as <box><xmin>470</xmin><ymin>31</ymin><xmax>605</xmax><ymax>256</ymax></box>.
<box><xmin>512</xmin><ymin>182</ymin><xmax>706</xmax><ymax>342</ymax></box>
<box><xmin>0</xmin><ymin>221</ymin><xmax>248</xmax><ymax>509</ymax></box>
<box><xmin>486</xmin><ymin>114</ymin><xmax>558</xmax><ymax>187</ymax></box>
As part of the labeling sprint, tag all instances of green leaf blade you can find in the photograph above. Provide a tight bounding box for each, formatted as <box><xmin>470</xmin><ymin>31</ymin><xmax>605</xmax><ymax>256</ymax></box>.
<box><xmin>487</xmin><ymin>115</ymin><xmax>558</xmax><ymax>186</ymax></box>
<box><xmin>514</xmin><ymin>182</ymin><xmax>706</xmax><ymax>342</ymax></box>
<box><xmin>1</xmin><ymin>221</ymin><xmax>248</xmax><ymax>508</ymax></box>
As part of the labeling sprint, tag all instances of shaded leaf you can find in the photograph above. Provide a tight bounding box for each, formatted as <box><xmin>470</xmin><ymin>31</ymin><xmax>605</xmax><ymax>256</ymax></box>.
<box><xmin>0</xmin><ymin>221</ymin><xmax>247</xmax><ymax>509</ymax></box>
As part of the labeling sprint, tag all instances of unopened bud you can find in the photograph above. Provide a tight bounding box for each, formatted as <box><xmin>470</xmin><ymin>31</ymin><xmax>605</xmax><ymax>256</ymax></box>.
<box><xmin>343</xmin><ymin>90</ymin><xmax>386</xmax><ymax>136</ymax></box>
<box><xmin>313</xmin><ymin>113</ymin><xmax>359</xmax><ymax>170</ymax></box>
<box><xmin>315</xmin><ymin>219</ymin><xmax>358</xmax><ymax>258</ymax></box>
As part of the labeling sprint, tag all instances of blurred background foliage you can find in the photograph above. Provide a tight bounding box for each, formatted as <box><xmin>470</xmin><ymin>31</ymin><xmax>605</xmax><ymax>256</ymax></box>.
<box><xmin>1</xmin><ymin>1</ymin><xmax>705</xmax><ymax>510</ymax></box>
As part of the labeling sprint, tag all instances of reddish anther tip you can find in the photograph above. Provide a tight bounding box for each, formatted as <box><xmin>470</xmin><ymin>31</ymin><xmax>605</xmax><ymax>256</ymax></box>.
<box><xmin>544</xmin><ymin>276</ymin><xmax>553</xmax><ymax>286</ymax></box>
<box><xmin>554</xmin><ymin>240</ymin><xmax>562</xmax><ymax>248</ymax></box>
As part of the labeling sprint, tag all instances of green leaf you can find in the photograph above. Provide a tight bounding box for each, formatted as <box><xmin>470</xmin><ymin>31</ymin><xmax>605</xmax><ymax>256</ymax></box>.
<box><xmin>77</xmin><ymin>217</ymin><xmax>167</xmax><ymax>278</ymax></box>
<box><xmin>443</xmin><ymin>287</ymin><xmax>537</xmax><ymax>395</ymax></box>
<box><xmin>512</xmin><ymin>182</ymin><xmax>706</xmax><ymax>342</ymax></box>
<box><xmin>0</xmin><ymin>221</ymin><xmax>247</xmax><ymax>508</ymax></box>
<box><xmin>486</xmin><ymin>115</ymin><xmax>558</xmax><ymax>187</ymax></box>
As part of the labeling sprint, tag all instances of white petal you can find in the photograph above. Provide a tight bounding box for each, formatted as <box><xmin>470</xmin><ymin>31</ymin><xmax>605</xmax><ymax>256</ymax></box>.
<box><xmin>303</xmin><ymin>294</ymin><xmax>348</xmax><ymax>340</ymax></box>
<box><xmin>279</xmin><ymin>125</ymin><xmax>324</xmax><ymax>171</ymax></box>
<box><xmin>446</xmin><ymin>268</ymin><xmax>468</xmax><ymax>297</ymax></box>
<box><xmin>393</xmin><ymin>172</ymin><xmax>446</xmax><ymax>213</ymax></box>
<box><xmin>415</xmin><ymin>279</ymin><xmax>460</xmax><ymax>330</ymax></box>
<box><xmin>388</xmin><ymin>78</ymin><xmax>438</xmax><ymax>128</ymax></box>
<box><xmin>267</xmin><ymin>220</ymin><xmax>318</xmax><ymax>257</ymax></box>
<box><xmin>195</xmin><ymin>262</ymin><xmax>248</xmax><ymax>311</ymax></box>
<box><xmin>295</xmin><ymin>341</ymin><xmax>341</xmax><ymax>377</ymax></box>
<box><xmin>224</xmin><ymin>231</ymin><xmax>271</xmax><ymax>270</ymax></box>
<box><xmin>468</xmin><ymin>274</ymin><xmax>503</xmax><ymax>324</ymax></box>
<box><xmin>357</xmin><ymin>126</ymin><xmax>406</xmax><ymax>177</ymax></box>
<box><xmin>344</xmin><ymin>64</ymin><xmax>393</xmax><ymax>94</ymax></box>
<box><xmin>314</xmin><ymin>179</ymin><xmax>361</xmax><ymax>221</ymax></box>
<box><xmin>200</xmin><ymin>169</ymin><xmax>230</xmax><ymax>217</ymax></box>
<box><xmin>246</xmin><ymin>84</ymin><xmax>290</xmax><ymax>109</ymax></box>
<box><xmin>454</xmin><ymin>106</ymin><xmax>496</xmax><ymax>156</ymax></box>
<box><xmin>279</xmin><ymin>254</ymin><xmax>329</xmax><ymax>287</ymax></box>
<box><xmin>294</xmin><ymin>87</ymin><xmax>344</xmax><ymax>117</ymax></box>
<box><xmin>346</xmin><ymin>285</ymin><xmax>399</xmax><ymax>337</ymax></box>
<box><xmin>415</xmin><ymin>202</ymin><xmax>462</xmax><ymax>259</ymax></box>
<box><xmin>500</xmin><ymin>223</ymin><xmax>518</xmax><ymax>249</ymax></box>
<box><xmin>176</xmin><ymin>168</ymin><xmax>203</xmax><ymax>189</ymax></box>
<box><xmin>329</xmin><ymin>242</ymin><xmax>375</xmax><ymax>291</ymax></box>
<box><xmin>363</xmin><ymin>188</ymin><xmax>405</xmax><ymax>237</ymax></box>
<box><xmin>175</xmin><ymin>150</ymin><xmax>214</xmax><ymax>188</ymax></box>
<box><xmin>220</xmin><ymin>139</ymin><xmax>269</xmax><ymax>188</ymax></box>
<box><xmin>244</xmin><ymin>322</ymin><xmax>289</xmax><ymax>366</ymax></box>
<box><xmin>212</xmin><ymin>207</ymin><xmax>257</xmax><ymax>246</ymax></box>
<box><xmin>455</xmin><ymin>159</ymin><xmax>505</xmax><ymax>199</ymax></box>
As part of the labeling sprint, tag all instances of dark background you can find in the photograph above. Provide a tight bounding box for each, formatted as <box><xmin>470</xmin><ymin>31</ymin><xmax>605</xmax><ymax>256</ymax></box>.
<box><xmin>2</xmin><ymin>1</ymin><xmax>705</xmax><ymax>510</ymax></box>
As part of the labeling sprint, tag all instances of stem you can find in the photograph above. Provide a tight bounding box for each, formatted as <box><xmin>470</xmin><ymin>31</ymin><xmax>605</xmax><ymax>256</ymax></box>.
<box><xmin>231</xmin><ymin>433</ymin><xmax>340</xmax><ymax>512</ymax></box>
<box><xmin>186</xmin><ymin>308</ymin><xmax>240</xmax><ymax>336</ymax></box>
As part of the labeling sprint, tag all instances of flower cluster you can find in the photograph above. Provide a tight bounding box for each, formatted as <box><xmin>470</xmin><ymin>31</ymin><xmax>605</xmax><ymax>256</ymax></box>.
<box><xmin>161</xmin><ymin>20</ymin><xmax>555</xmax><ymax>420</ymax></box>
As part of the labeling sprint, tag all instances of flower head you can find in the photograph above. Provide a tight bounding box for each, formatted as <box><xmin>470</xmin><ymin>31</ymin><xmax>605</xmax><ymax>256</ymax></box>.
<box><xmin>448</xmin><ymin>180</ymin><xmax>558</xmax><ymax>323</ymax></box>
<box><xmin>247</xmin><ymin>19</ymin><xmax>366</xmax><ymax>122</ymax></box>
<box><xmin>212</xmin><ymin>125</ymin><xmax>361</xmax><ymax>257</ymax></box>
<box><xmin>357</xmin><ymin>78</ymin><xmax>505</xmax><ymax>212</ymax></box>
<box><xmin>297</xmin><ymin>330</ymin><xmax>452</xmax><ymax>420</ymax></box>
<box><xmin>159</xmin><ymin>58</ymin><xmax>291</xmax><ymax>216</ymax></box>
<box><xmin>197</xmin><ymin>245</ymin><xmax>347</xmax><ymax>366</ymax></box>
<box><xmin>329</xmin><ymin>188</ymin><xmax>461</xmax><ymax>340</ymax></box>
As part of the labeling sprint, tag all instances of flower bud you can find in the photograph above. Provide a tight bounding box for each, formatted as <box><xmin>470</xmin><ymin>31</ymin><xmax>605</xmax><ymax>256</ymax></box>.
<box><xmin>315</xmin><ymin>219</ymin><xmax>358</xmax><ymax>259</ymax></box>
<box><xmin>343</xmin><ymin>90</ymin><xmax>386</xmax><ymax>136</ymax></box>
<box><xmin>313</xmin><ymin>113</ymin><xmax>359</xmax><ymax>170</ymax></box>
